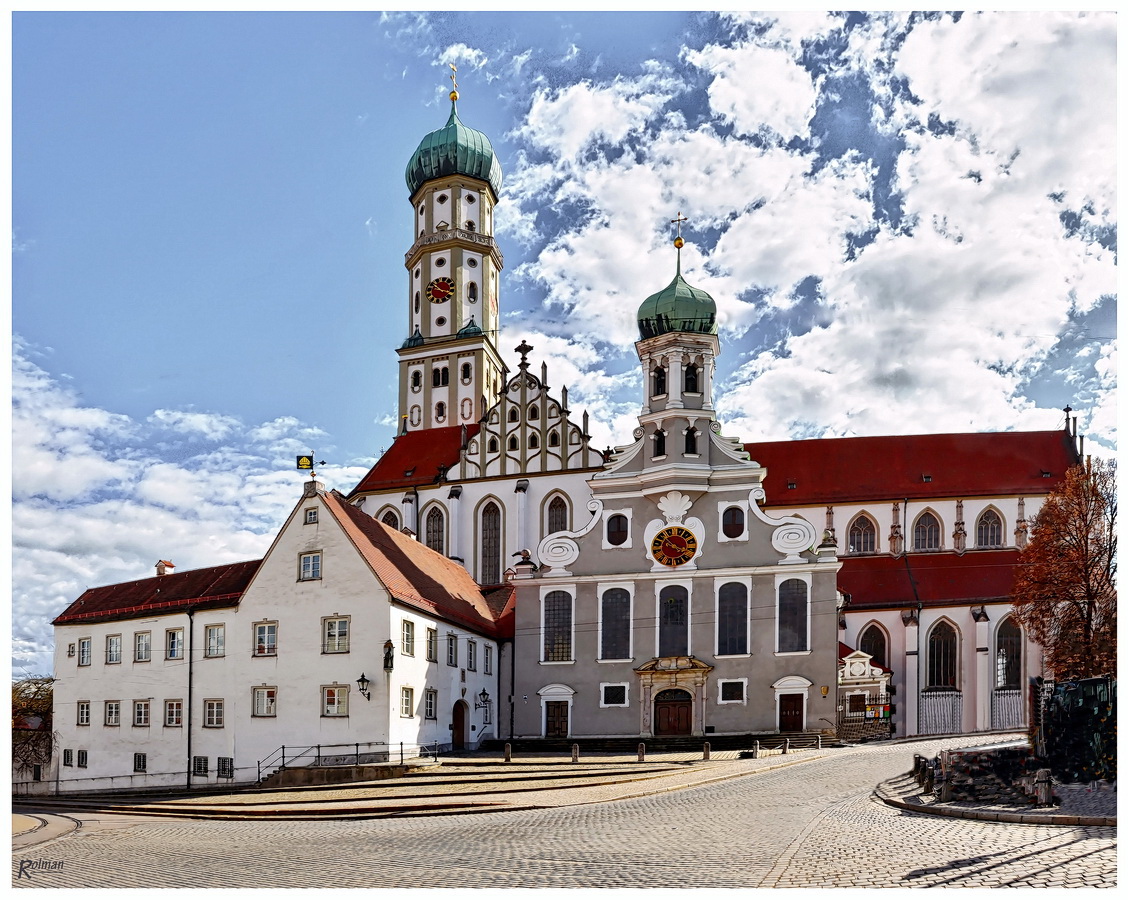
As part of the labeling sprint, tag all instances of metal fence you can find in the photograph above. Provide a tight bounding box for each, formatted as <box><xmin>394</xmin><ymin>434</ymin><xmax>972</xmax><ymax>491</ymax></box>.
<box><xmin>918</xmin><ymin>689</ymin><xmax>962</xmax><ymax>734</ymax></box>
<box><xmin>991</xmin><ymin>688</ymin><xmax>1026</xmax><ymax>730</ymax></box>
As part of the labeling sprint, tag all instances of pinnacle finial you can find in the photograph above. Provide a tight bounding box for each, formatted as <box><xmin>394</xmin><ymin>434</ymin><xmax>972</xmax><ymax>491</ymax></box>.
<box><xmin>449</xmin><ymin>63</ymin><xmax>459</xmax><ymax>102</ymax></box>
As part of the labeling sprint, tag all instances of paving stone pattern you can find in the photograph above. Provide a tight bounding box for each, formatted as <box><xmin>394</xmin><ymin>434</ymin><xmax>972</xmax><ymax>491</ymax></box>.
<box><xmin>13</xmin><ymin>739</ymin><xmax>1116</xmax><ymax>889</ymax></box>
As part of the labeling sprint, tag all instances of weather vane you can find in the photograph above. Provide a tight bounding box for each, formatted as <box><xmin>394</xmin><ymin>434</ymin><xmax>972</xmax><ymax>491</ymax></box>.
<box><xmin>449</xmin><ymin>63</ymin><xmax>459</xmax><ymax>101</ymax></box>
<box><xmin>670</xmin><ymin>211</ymin><xmax>688</xmax><ymax>248</ymax></box>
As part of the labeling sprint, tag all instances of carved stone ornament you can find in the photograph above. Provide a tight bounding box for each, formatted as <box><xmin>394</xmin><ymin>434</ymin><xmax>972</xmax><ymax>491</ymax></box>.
<box><xmin>536</xmin><ymin>498</ymin><xmax>604</xmax><ymax>575</ymax></box>
<box><xmin>657</xmin><ymin>491</ymin><xmax>693</xmax><ymax>524</ymax></box>
<box><xmin>747</xmin><ymin>486</ymin><xmax>818</xmax><ymax>564</ymax></box>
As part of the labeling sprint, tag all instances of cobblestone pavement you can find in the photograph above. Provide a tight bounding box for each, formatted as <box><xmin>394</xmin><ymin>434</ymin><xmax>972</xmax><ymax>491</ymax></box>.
<box><xmin>13</xmin><ymin>739</ymin><xmax>1116</xmax><ymax>889</ymax></box>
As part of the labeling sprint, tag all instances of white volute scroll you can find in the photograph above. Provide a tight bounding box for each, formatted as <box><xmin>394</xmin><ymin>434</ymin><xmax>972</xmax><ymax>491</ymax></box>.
<box><xmin>748</xmin><ymin>486</ymin><xmax>818</xmax><ymax>563</ymax></box>
<box><xmin>537</xmin><ymin>498</ymin><xmax>604</xmax><ymax>576</ymax></box>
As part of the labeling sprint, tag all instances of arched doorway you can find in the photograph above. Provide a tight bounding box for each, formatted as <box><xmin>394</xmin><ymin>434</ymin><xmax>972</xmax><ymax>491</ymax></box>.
<box><xmin>451</xmin><ymin>700</ymin><xmax>469</xmax><ymax>750</ymax></box>
<box><xmin>654</xmin><ymin>688</ymin><xmax>692</xmax><ymax>735</ymax></box>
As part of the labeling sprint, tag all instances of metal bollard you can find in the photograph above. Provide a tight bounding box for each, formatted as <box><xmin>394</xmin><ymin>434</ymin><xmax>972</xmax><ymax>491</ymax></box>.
<box><xmin>638</xmin><ymin>743</ymin><xmax>645</xmax><ymax>762</ymax></box>
<box><xmin>753</xmin><ymin>740</ymin><xmax>760</xmax><ymax>759</ymax></box>
<box><xmin>571</xmin><ymin>743</ymin><xmax>579</xmax><ymax>763</ymax></box>
<box><xmin>504</xmin><ymin>742</ymin><xmax>512</xmax><ymax>763</ymax></box>
<box><xmin>783</xmin><ymin>738</ymin><xmax>789</xmax><ymax>755</ymax></box>
<box><xmin>703</xmin><ymin>742</ymin><xmax>711</xmax><ymax>761</ymax></box>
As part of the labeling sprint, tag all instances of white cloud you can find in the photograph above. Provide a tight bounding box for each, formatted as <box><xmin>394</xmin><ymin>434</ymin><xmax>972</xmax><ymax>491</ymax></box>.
<box><xmin>148</xmin><ymin>408</ymin><xmax>240</xmax><ymax>440</ymax></box>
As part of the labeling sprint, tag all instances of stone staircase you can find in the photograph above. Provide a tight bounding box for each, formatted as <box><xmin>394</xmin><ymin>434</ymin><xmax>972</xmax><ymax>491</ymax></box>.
<box><xmin>484</xmin><ymin>732</ymin><xmax>837</xmax><ymax>754</ymax></box>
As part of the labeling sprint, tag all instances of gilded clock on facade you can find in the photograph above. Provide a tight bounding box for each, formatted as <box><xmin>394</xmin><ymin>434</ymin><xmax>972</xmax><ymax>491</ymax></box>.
<box><xmin>426</xmin><ymin>276</ymin><xmax>456</xmax><ymax>302</ymax></box>
<box><xmin>650</xmin><ymin>526</ymin><xmax>698</xmax><ymax>567</ymax></box>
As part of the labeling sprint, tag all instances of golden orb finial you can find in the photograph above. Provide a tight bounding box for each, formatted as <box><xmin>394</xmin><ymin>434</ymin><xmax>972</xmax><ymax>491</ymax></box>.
<box><xmin>450</xmin><ymin>90</ymin><xmax>459</xmax><ymax>101</ymax></box>
<box><xmin>674</xmin><ymin>236</ymin><xmax>685</xmax><ymax>249</ymax></box>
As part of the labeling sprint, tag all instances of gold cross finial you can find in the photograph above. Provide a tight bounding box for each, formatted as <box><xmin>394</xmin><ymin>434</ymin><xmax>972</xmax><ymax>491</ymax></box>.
<box><xmin>449</xmin><ymin>64</ymin><xmax>459</xmax><ymax>101</ymax></box>
<box><xmin>671</xmin><ymin>212</ymin><xmax>688</xmax><ymax>248</ymax></box>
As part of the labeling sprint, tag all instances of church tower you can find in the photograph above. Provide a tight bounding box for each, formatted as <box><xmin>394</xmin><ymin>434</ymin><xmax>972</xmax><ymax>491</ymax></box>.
<box><xmin>397</xmin><ymin>74</ymin><xmax>507</xmax><ymax>432</ymax></box>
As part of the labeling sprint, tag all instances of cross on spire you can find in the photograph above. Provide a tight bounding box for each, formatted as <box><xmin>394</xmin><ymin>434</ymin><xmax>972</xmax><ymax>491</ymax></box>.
<box><xmin>449</xmin><ymin>64</ymin><xmax>459</xmax><ymax>101</ymax></box>
<box><xmin>515</xmin><ymin>340</ymin><xmax>533</xmax><ymax>369</ymax></box>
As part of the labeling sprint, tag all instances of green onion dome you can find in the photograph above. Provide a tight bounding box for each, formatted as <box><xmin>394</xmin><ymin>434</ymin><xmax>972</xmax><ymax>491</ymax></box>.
<box><xmin>637</xmin><ymin>242</ymin><xmax>718</xmax><ymax>339</ymax></box>
<box><xmin>405</xmin><ymin>99</ymin><xmax>503</xmax><ymax>199</ymax></box>
<box><xmin>456</xmin><ymin>316</ymin><xmax>483</xmax><ymax>338</ymax></box>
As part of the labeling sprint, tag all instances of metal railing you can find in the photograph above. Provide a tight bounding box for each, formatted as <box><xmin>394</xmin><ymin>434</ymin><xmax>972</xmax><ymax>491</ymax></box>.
<box><xmin>255</xmin><ymin>740</ymin><xmax>441</xmax><ymax>783</ymax></box>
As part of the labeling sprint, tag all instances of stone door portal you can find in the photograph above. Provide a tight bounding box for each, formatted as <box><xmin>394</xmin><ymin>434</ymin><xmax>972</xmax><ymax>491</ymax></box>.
<box><xmin>545</xmin><ymin>700</ymin><xmax>569</xmax><ymax>738</ymax></box>
<box><xmin>779</xmin><ymin>693</ymin><xmax>804</xmax><ymax>732</ymax></box>
<box><xmin>654</xmin><ymin>688</ymin><xmax>693</xmax><ymax>735</ymax></box>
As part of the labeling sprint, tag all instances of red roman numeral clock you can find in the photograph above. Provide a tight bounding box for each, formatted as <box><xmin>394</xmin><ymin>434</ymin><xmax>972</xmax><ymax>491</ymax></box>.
<box><xmin>650</xmin><ymin>526</ymin><xmax>698</xmax><ymax>567</ymax></box>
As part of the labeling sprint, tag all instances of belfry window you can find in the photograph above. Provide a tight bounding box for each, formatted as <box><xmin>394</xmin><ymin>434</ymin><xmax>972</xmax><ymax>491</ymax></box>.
<box><xmin>529</xmin><ymin>433</ymin><xmax>539</xmax><ymax>449</ymax></box>
<box><xmin>468</xmin><ymin>282</ymin><xmax>478</xmax><ymax>302</ymax></box>
<box><xmin>411</xmin><ymin>371</ymin><xmax>422</xmax><ymax>390</ymax></box>
<box><xmin>684</xmin><ymin>427</ymin><xmax>698</xmax><ymax>455</ymax></box>
<box><xmin>461</xmin><ymin>362</ymin><xmax>472</xmax><ymax>382</ymax></box>
<box><xmin>653</xmin><ymin>366</ymin><xmax>667</xmax><ymax>396</ymax></box>
<box><xmin>685</xmin><ymin>364</ymin><xmax>699</xmax><ymax>393</ymax></box>
<box><xmin>508</xmin><ymin>408</ymin><xmax>519</xmax><ymax>422</ymax></box>
<box><xmin>653</xmin><ymin>430</ymin><xmax>666</xmax><ymax>458</ymax></box>
<box><xmin>435</xmin><ymin>402</ymin><xmax>446</xmax><ymax>421</ymax></box>
<box><xmin>549</xmin><ymin>430</ymin><xmax>560</xmax><ymax>447</ymax></box>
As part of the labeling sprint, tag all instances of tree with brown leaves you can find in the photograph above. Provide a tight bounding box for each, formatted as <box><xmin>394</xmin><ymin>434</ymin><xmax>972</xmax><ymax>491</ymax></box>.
<box><xmin>12</xmin><ymin>675</ymin><xmax>55</xmax><ymax>774</ymax></box>
<box><xmin>1012</xmin><ymin>458</ymin><xmax>1117</xmax><ymax>679</ymax></box>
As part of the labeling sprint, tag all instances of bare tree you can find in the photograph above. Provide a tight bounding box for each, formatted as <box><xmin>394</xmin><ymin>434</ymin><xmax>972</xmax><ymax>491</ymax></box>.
<box><xmin>1012</xmin><ymin>459</ymin><xmax>1117</xmax><ymax>679</ymax></box>
<box><xmin>12</xmin><ymin>675</ymin><xmax>55</xmax><ymax>774</ymax></box>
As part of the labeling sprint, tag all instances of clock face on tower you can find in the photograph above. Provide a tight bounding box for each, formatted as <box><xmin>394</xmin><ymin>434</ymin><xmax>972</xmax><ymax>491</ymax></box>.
<box><xmin>650</xmin><ymin>526</ymin><xmax>698</xmax><ymax>567</ymax></box>
<box><xmin>426</xmin><ymin>276</ymin><xmax>456</xmax><ymax>303</ymax></box>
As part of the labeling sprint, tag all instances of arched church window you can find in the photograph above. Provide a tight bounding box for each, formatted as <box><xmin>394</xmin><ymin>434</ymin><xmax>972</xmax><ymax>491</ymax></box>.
<box><xmin>778</xmin><ymin>579</ymin><xmax>808</xmax><ymax>652</ymax></box>
<box><xmin>547</xmin><ymin>497</ymin><xmax>568</xmax><ymax>534</ymax></box>
<box><xmin>717</xmin><ymin>582</ymin><xmax>748</xmax><ymax>655</ymax></box>
<box><xmin>441</xmin><ymin>367</ymin><xmax>449</xmax><ymax>386</ymax></box>
<box><xmin>653</xmin><ymin>366</ymin><xmax>667</xmax><ymax>396</ymax></box>
<box><xmin>432</xmin><ymin>369</ymin><xmax>441</xmax><ymax>388</ymax></box>
<box><xmin>465</xmin><ymin>221</ymin><xmax>475</xmax><ymax>232</ymax></box>
<box><xmin>859</xmin><ymin>624</ymin><xmax>887</xmax><ymax>669</ymax></box>
<box><xmin>382</xmin><ymin>510</ymin><xmax>399</xmax><ymax>530</ymax></box>
<box><xmin>425</xmin><ymin>507</ymin><xmax>445</xmax><ymax>555</ymax></box>
<box><xmin>414</xmin><ymin>292</ymin><xmax>420</xmax><ymax>313</ymax></box>
<box><xmin>684</xmin><ymin>427</ymin><xmax>698</xmax><ymax>455</ymax></box>
<box><xmin>685</xmin><ymin>364</ymin><xmax>699</xmax><ymax>393</ymax></box>
<box><xmin>461</xmin><ymin>362</ymin><xmax>472</xmax><ymax>382</ymax></box>
<box><xmin>927</xmin><ymin>621</ymin><xmax>958</xmax><ymax>688</ymax></box>
<box><xmin>849</xmin><ymin>516</ymin><xmax>876</xmax><ymax>554</ymax></box>
<box><xmin>411</xmin><ymin>371</ymin><xmax>422</xmax><ymax>390</ymax></box>
<box><xmin>996</xmin><ymin>618</ymin><xmax>1022</xmax><ymax>689</ymax></box>
<box><xmin>480</xmin><ymin>502</ymin><xmax>501</xmax><ymax>584</ymax></box>
<box><xmin>914</xmin><ymin>512</ymin><xmax>941</xmax><ymax>551</ymax></box>
<box><xmin>977</xmin><ymin>509</ymin><xmax>1003</xmax><ymax>548</ymax></box>
<box><xmin>658</xmin><ymin>586</ymin><xmax>689</xmax><ymax>656</ymax></box>
<box><xmin>468</xmin><ymin>282</ymin><xmax>478</xmax><ymax>302</ymax></box>
<box><xmin>435</xmin><ymin>402</ymin><xmax>446</xmax><ymax>421</ymax></box>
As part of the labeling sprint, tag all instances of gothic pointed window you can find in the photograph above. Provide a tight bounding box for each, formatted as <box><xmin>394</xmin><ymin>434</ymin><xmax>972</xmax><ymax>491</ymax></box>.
<box><xmin>685</xmin><ymin>364</ymin><xmax>699</xmax><ymax>393</ymax></box>
<box><xmin>653</xmin><ymin>366</ymin><xmax>667</xmax><ymax>397</ymax></box>
<box><xmin>508</xmin><ymin>408</ymin><xmax>519</xmax><ymax>422</ymax></box>
<box><xmin>684</xmin><ymin>427</ymin><xmax>698</xmax><ymax>455</ymax></box>
<box><xmin>508</xmin><ymin>436</ymin><xmax>518</xmax><ymax>451</ymax></box>
<box><xmin>547</xmin><ymin>496</ymin><xmax>568</xmax><ymax>535</ymax></box>
<box><xmin>859</xmin><ymin>624</ymin><xmax>887</xmax><ymax>669</ymax></box>
<box><xmin>529</xmin><ymin>432</ymin><xmax>539</xmax><ymax>449</ymax></box>
<box><xmin>778</xmin><ymin>579</ymin><xmax>808</xmax><ymax>652</ymax></box>
<box><xmin>717</xmin><ymin>582</ymin><xmax>748</xmax><ymax>655</ymax></box>
<box><xmin>914</xmin><ymin>512</ymin><xmax>941</xmax><ymax>551</ymax></box>
<box><xmin>480</xmin><ymin>502</ymin><xmax>501</xmax><ymax>584</ymax></box>
<box><xmin>849</xmin><ymin>516</ymin><xmax>876</xmax><ymax>554</ymax></box>
<box><xmin>926</xmin><ymin>621</ymin><xmax>958</xmax><ymax>688</ymax></box>
<box><xmin>529</xmin><ymin>405</ymin><xmax>539</xmax><ymax>420</ymax></box>
<box><xmin>977</xmin><ymin>509</ymin><xmax>1003</xmax><ymax>548</ymax></box>
<box><xmin>658</xmin><ymin>586</ymin><xmax>689</xmax><ymax>656</ymax></box>
<box><xmin>382</xmin><ymin>510</ymin><xmax>399</xmax><ymax>530</ymax></box>
<box><xmin>487</xmin><ymin>437</ymin><xmax>499</xmax><ymax>453</ymax></box>
<box><xmin>548</xmin><ymin>430</ymin><xmax>560</xmax><ymax>447</ymax></box>
<box><xmin>996</xmin><ymin>618</ymin><xmax>1021</xmax><ymax>689</ymax></box>
<box><xmin>425</xmin><ymin>508</ymin><xmax>445</xmax><ymax>555</ymax></box>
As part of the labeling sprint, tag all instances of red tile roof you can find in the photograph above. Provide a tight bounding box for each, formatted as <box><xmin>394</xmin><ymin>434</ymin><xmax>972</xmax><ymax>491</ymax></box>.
<box><xmin>747</xmin><ymin>430</ymin><xmax>1078</xmax><ymax>507</ymax></box>
<box><xmin>350</xmin><ymin>425</ymin><xmax>479</xmax><ymax>496</ymax></box>
<box><xmin>324</xmin><ymin>491</ymin><xmax>505</xmax><ymax>638</ymax></box>
<box><xmin>52</xmin><ymin>560</ymin><xmax>261</xmax><ymax>626</ymax></box>
<box><xmin>838</xmin><ymin>549</ymin><xmax>1020</xmax><ymax>612</ymax></box>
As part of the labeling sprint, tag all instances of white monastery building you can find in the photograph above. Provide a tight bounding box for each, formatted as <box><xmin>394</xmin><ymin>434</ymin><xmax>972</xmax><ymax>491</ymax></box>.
<box><xmin>41</xmin><ymin>87</ymin><xmax>1082</xmax><ymax>793</ymax></box>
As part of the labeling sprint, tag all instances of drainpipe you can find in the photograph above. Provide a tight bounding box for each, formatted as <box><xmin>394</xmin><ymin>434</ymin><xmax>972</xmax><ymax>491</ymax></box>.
<box><xmin>508</xmin><ymin>634</ymin><xmax>516</xmax><ymax>740</ymax></box>
<box><xmin>898</xmin><ymin>498</ymin><xmax>924</xmax><ymax>737</ymax></box>
<box><xmin>186</xmin><ymin>608</ymin><xmax>195</xmax><ymax>790</ymax></box>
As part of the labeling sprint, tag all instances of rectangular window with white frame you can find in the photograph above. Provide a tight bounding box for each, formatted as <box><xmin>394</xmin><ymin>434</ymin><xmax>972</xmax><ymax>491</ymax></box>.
<box><xmin>400</xmin><ymin>686</ymin><xmax>414</xmax><ymax>717</ymax></box>
<box><xmin>165</xmin><ymin>700</ymin><xmax>183</xmax><ymax>727</ymax></box>
<box><xmin>204</xmin><ymin>624</ymin><xmax>225</xmax><ymax>658</ymax></box>
<box><xmin>299</xmin><ymin>551</ymin><xmax>322</xmax><ymax>581</ymax></box>
<box><xmin>77</xmin><ymin>701</ymin><xmax>90</xmax><ymax>726</ymax></box>
<box><xmin>104</xmin><ymin>701</ymin><xmax>120</xmax><ymax>726</ymax></box>
<box><xmin>77</xmin><ymin>749</ymin><xmax>88</xmax><ymax>768</ymax></box>
<box><xmin>402</xmin><ymin>620</ymin><xmax>415</xmax><ymax>656</ymax></box>
<box><xmin>77</xmin><ymin>637</ymin><xmax>91</xmax><ymax>666</ymax></box>
<box><xmin>484</xmin><ymin>644</ymin><xmax>493</xmax><ymax>675</ymax></box>
<box><xmin>426</xmin><ymin>628</ymin><xmax>438</xmax><ymax>661</ymax></box>
<box><xmin>323</xmin><ymin>617</ymin><xmax>349</xmax><ymax>653</ymax></box>
<box><xmin>204</xmin><ymin>699</ymin><xmax>224</xmax><ymax>727</ymax></box>
<box><xmin>133</xmin><ymin>700</ymin><xmax>150</xmax><ymax>727</ymax></box>
<box><xmin>542</xmin><ymin>589</ymin><xmax>574</xmax><ymax>662</ymax></box>
<box><xmin>304</xmin><ymin>507</ymin><xmax>318</xmax><ymax>525</ymax></box>
<box><xmin>105</xmin><ymin>634</ymin><xmax>121</xmax><ymax>664</ymax></box>
<box><xmin>166</xmin><ymin>628</ymin><xmax>184</xmax><ymax>660</ymax></box>
<box><xmin>718</xmin><ymin>679</ymin><xmax>747</xmax><ymax>704</ymax></box>
<box><xmin>135</xmin><ymin>631</ymin><xmax>151</xmax><ymax>662</ymax></box>
<box><xmin>446</xmin><ymin>634</ymin><xmax>458</xmax><ymax>667</ymax></box>
<box><xmin>253</xmin><ymin>687</ymin><xmax>277</xmax><ymax>717</ymax></box>
<box><xmin>467</xmin><ymin>640</ymin><xmax>477</xmax><ymax>671</ymax></box>
<box><xmin>600</xmin><ymin>684</ymin><xmax>629</xmax><ymax>708</ymax></box>
<box><xmin>776</xmin><ymin>575</ymin><xmax>811</xmax><ymax>654</ymax></box>
<box><xmin>424</xmin><ymin>688</ymin><xmax>437</xmax><ymax>719</ymax></box>
<box><xmin>254</xmin><ymin>622</ymin><xmax>278</xmax><ymax>656</ymax></box>
<box><xmin>322</xmin><ymin>685</ymin><xmax>348</xmax><ymax>717</ymax></box>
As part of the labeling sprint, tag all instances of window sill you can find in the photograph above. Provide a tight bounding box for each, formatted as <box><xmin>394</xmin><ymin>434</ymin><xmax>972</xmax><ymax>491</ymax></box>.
<box><xmin>714</xmin><ymin>653</ymin><xmax>752</xmax><ymax>659</ymax></box>
<box><xmin>651</xmin><ymin>455</ymin><xmax>668</xmax><ymax>461</ymax></box>
<box><xmin>134</xmin><ymin>659</ymin><xmax>151</xmax><ymax>664</ymax></box>
<box><xmin>106</xmin><ymin>661</ymin><xmax>121</xmax><ymax>665</ymax></box>
<box><xmin>204</xmin><ymin>654</ymin><xmax>225</xmax><ymax>659</ymax></box>
<box><xmin>774</xmin><ymin>650</ymin><xmax>812</xmax><ymax>657</ymax></box>
<box><xmin>716</xmin><ymin>699</ymin><xmax>747</xmax><ymax>705</ymax></box>
<box><xmin>599</xmin><ymin>704</ymin><xmax>630</xmax><ymax>709</ymax></box>
<box><xmin>539</xmin><ymin>660</ymin><xmax>575</xmax><ymax>665</ymax></box>
<box><xmin>684</xmin><ymin>453</ymin><xmax>701</xmax><ymax>459</ymax></box>
<box><xmin>163</xmin><ymin>723</ymin><xmax>183</xmax><ymax>728</ymax></box>
<box><xmin>597</xmin><ymin>658</ymin><xmax>633</xmax><ymax>664</ymax></box>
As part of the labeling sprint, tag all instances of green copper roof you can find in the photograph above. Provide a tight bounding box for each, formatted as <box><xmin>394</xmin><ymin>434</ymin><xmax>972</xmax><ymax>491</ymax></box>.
<box><xmin>401</xmin><ymin>327</ymin><xmax>424</xmax><ymax>349</ymax></box>
<box><xmin>637</xmin><ymin>251</ymin><xmax>717</xmax><ymax>339</ymax></box>
<box><xmin>456</xmin><ymin>316</ymin><xmax>483</xmax><ymax>337</ymax></box>
<box><xmin>405</xmin><ymin>101</ymin><xmax>503</xmax><ymax>199</ymax></box>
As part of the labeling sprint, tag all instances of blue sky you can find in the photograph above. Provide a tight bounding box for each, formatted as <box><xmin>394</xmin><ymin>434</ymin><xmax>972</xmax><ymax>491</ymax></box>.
<box><xmin>9</xmin><ymin>10</ymin><xmax>1118</xmax><ymax>675</ymax></box>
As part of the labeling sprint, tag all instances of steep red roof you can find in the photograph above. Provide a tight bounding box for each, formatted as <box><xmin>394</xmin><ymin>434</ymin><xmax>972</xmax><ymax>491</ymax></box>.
<box><xmin>838</xmin><ymin>549</ymin><xmax>1020</xmax><ymax>612</ymax></box>
<box><xmin>350</xmin><ymin>425</ymin><xmax>479</xmax><ymax>496</ymax></box>
<box><xmin>324</xmin><ymin>491</ymin><xmax>504</xmax><ymax>638</ymax></box>
<box><xmin>747</xmin><ymin>430</ymin><xmax>1078</xmax><ymax>507</ymax></box>
<box><xmin>52</xmin><ymin>560</ymin><xmax>261</xmax><ymax>626</ymax></box>
<box><xmin>482</xmin><ymin>583</ymin><xmax>516</xmax><ymax>640</ymax></box>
